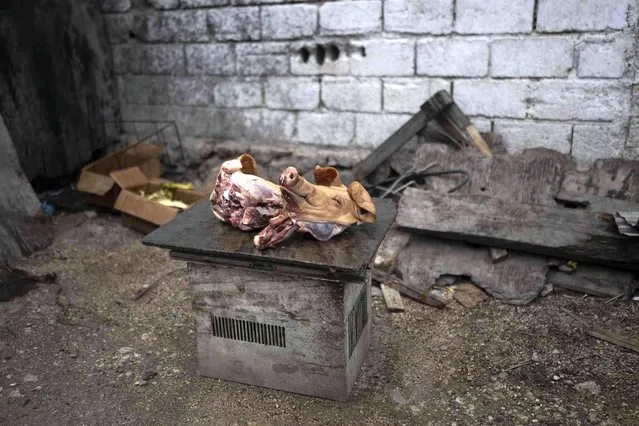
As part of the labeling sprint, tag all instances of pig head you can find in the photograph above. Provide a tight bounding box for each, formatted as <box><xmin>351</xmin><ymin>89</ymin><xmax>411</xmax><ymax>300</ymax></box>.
<box><xmin>254</xmin><ymin>165</ymin><xmax>376</xmax><ymax>249</ymax></box>
<box><xmin>210</xmin><ymin>154</ymin><xmax>283</xmax><ymax>231</ymax></box>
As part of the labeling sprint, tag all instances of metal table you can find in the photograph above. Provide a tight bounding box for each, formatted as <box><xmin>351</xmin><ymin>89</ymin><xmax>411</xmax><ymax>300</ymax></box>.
<box><xmin>143</xmin><ymin>198</ymin><xmax>395</xmax><ymax>401</ymax></box>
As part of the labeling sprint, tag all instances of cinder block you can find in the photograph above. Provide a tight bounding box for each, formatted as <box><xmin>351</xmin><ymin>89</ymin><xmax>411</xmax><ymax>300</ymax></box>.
<box><xmin>627</xmin><ymin>118</ymin><xmax>639</xmax><ymax>147</ymax></box>
<box><xmin>262</xmin><ymin>5</ymin><xmax>317</xmax><ymax>40</ymax></box>
<box><xmin>208</xmin><ymin>109</ymin><xmax>263</xmax><ymax>139</ymax></box>
<box><xmin>208</xmin><ymin>7</ymin><xmax>260</xmax><ymax>41</ymax></box>
<box><xmin>296</xmin><ymin>112</ymin><xmax>355</xmax><ymax>146</ymax></box>
<box><xmin>265</xmin><ymin>77</ymin><xmax>319</xmax><ymax>110</ymax></box>
<box><xmin>261</xmin><ymin>109</ymin><xmax>296</xmax><ymax>141</ymax></box>
<box><xmin>214</xmin><ymin>79</ymin><xmax>262</xmax><ymax>108</ymax></box>
<box><xmin>102</xmin><ymin>0</ymin><xmax>131</xmax><ymax>13</ymax></box>
<box><xmin>182</xmin><ymin>0</ymin><xmax>230</xmax><ymax>7</ymax></box>
<box><xmin>132</xmin><ymin>11</ymin><xmax>209</xmax><ymax>42</ymax></box>
<box><xmin>455</xmin><ymin>0</ymin><xmax>534</xmax><ymax>33</ymax></box>
<box><xmin>122</xmin><ymin>75</ymin><xmax>216</xmax><ymax>106</ymax></box>
<box><xmin>491</xmin><ymin>37</ymin><xmax>573</xmax><ymax>77</ymax></box>
<box><xmin>121</xmin><ymin>45</ymin><xmax>187</xmax><ymax>75</ymax></box>
<box><xmin>578</xmin><ymin>37</ymin><xmax>631</xmax><ymax>78</ymax></box>
<box><xmin>236</xmin><ymin>43</ymin><xmax>290</xmax><ymax>76</ymax></box>
<box><xmin>454</xmin><ymin>80</ymin><xmax>530</xmax><ymax>118</ymax></box>
<box><xmin>186</xmin><ymin>44</ymin><xmax>235</xmax><ymax>75</ymax></box>
<box><xmin>417</xmin><ymin>39</ymin><xmax>488</xmax><ymax>77</ymax></box>
<box><xmin>624</xmin><ymin>146</ymin><xmax>639</xmax><ymax>160</ymax></box>
<box><xmin>383</xmin><ymin>78</ymin><xmax>450</xmax><ymax>113</ymax></box>
<box><xmin>572</xmin><ymin>123</ymin><xmax>626</xmax><ymax>163</ymax></box>
<box><xmin>350</xmin><ymin>40</ymin><xmax>414</xmax><ymax>76</ymax></box>
<box><xmin>384</xmin><ymin>0</ymin><xmax>453</xmax><ymax>34</ymax></box>
<box><xmin>319</xmin><ymin>1</ymin><xmax>382</xmax><ymax>35</ymax></box>
<box><xmin>537</xmin><ymin>0</ymin><xmax>629</xmax><ymax>32</ymax></box>
<box><xmin>147</xmin><ymin>0</ymin><xmax>180</xmax><ymax>10</ymax></box>
<box><xmin>355</xmin><ymin>113</ymin><xmax>412</xmax><ymax>147</ymax></box>
<box><xmin>322</xmin><ymin>77</ymin><xmax>382</xmax><ymax>112</ymax></box>
<box><xmin>494</xmin><ymin>120</ymin><xmax>572</xmax><ymax>154</ymax></box>
<box><xmin>528</xmin><ymin>80</ymin><xmax>628</xmax><ymax>121</ymax></box>
<box><xmin>105</xmin><ymin>14</ymin><xmax>131</xmax><ymax>44</ymax></box>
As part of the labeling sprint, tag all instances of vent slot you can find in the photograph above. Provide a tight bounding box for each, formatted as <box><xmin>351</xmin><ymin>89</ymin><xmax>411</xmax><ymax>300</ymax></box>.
<box><xmin>210</xmin><ymin>315</ymin><xmax>286</xmax><ymax>348</ymax></box>
<box><xmin>347</xmin><ymin>285</ymin><xmax>368</xmax><ymax>357</ymax></box>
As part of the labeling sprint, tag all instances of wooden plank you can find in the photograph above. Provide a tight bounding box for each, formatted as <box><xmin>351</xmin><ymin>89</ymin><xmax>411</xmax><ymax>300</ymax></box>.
<box><xmin>397</xmin><ymin>188</ymin><xmax>639</xmax><ymax>271</ymax></box>
<box><xmin>380</xmin><ymin>284</ymin><xmax>405</xmax><ymax>312</ymax></box>
<box><xmin>353</xmin><ymin>92</ymin><xmax>453</xmax><ymax>181</ymax></box>
<box><xmin>396</xmin><ymin>236</ymin><xmax>547</xmax><ymax>305</ymax></box>
<box><xmin>371</xmin><ymin>268</ymin><xmax>446</xmax><ymax>309</ymax></box>
<box><xmin>547</xmin><ymin>265</ymin><xmax>635</xmax><ymax>299</ymax></box>
<box><xmin>353</xmin><ymin>111</ymin><xmax>434</xmax><ymax>181</ymax></box>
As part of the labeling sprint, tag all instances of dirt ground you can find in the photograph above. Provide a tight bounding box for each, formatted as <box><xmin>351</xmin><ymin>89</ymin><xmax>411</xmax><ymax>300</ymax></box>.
<box><xmin>1</xmin><ymin>212</ymin><xmax>638</xmax><ymax>425</ymax></box>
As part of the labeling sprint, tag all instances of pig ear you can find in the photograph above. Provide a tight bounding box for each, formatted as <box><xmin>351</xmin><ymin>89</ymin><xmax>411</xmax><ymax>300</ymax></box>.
<box><xmin>347</xmin><ymin>181</ymin><xmax>376</xmax><ymax>223</ymax></box>
<box><xmin>314</xmin><ymin>165</ymin><xmax>344</xmax><ymax>187</ymax></box>
<box><xmin>238</xmin><ymin>154</ymin><xmax>258</xmax><ymax>175</ymax></box>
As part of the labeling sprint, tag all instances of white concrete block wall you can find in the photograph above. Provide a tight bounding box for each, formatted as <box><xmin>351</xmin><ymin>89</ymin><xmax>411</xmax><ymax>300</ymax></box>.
<box><xmin>104</xmin><ymin>0</ymin><xmax>639</xmax><ymax>163</ymax></box>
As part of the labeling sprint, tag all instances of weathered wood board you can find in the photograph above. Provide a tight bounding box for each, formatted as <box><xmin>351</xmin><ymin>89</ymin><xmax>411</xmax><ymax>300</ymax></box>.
<box><xmin>561</xmin><ymin>158</ymin><xmax>639</xmax><ymax>202</ymax></box>
<box><xmin>380</xmin><ymin>284</ymin><xmax>405</xmax><ymax>312</ymax></box>
<box><xmin>547</xmin><ymin>265</ymin><xmax>635</xmax><ymax>299</ymax></box>
<box><xmin>397</xmin><ymin>188</ymin><xmax>639</xmax><ymax>271</ymax></box>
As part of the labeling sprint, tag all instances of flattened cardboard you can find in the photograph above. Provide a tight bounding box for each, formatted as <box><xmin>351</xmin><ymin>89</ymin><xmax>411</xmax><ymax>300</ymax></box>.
<box><xmin>114</xmin><ymin>174</ymin><xmax>205</xmax><ymax>233</ymax></box>
<box><xmin>77</xmin><ymin>142</ymin><xmax>163</xmax><ymax>207</ymax></box>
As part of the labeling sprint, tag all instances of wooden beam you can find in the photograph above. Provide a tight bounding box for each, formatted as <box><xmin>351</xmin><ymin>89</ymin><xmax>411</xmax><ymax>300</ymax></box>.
<box><xmin>353</xmin><ymin>91</ymin><xmax>453</xmax><ymax>181</ymax></box>
<box><xmin>396</xmin><ymin>188</ymin><xmax>639</xmax><ymax>271</ymax></box>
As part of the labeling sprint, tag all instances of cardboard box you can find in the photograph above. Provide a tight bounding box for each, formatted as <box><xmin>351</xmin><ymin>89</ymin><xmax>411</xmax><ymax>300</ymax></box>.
<box><xmin>112</xmin><ymin>166</ymin><xmax>205</xmax><ymax>234</ymax></box>
<box><xmin>76</xmin><ymin>142</ymin><xmax>163</xmax><ymax>208</ymax></box>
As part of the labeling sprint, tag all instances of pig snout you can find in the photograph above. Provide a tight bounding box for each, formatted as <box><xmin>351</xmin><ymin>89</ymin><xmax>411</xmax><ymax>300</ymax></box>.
<box><xmin>280</xmin><ymin>167</ymin><xmax>299</xmax><ymax>187</ymax></box>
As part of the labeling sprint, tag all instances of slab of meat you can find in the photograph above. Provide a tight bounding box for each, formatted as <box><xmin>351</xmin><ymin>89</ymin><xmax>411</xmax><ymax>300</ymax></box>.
<box><xmin>210</xmin><ymin>154</ymin><xmax>283</xmax><ymax>231</ymax></box>
<box><xmin>254</xmin><ymin>165</ymin><xmax>376</xmax><ymax>249</ymax></box>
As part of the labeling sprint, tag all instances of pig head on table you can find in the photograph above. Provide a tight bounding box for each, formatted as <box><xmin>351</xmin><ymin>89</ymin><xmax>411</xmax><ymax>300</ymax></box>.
<box><xmin>210</xmin><ymin>154</ymin><xmax>283</xmax><ymax>231</ymax></box>
<box><xmin>254</xmin><ymin>165</ymin><xmax>377</xmax><ymax>249</ymax></box>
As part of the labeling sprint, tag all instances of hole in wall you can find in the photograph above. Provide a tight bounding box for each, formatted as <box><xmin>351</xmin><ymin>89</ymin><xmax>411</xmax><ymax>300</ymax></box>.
<box><xmin>359</xmin><ymin>46</ymin><xmax>366</xmax><ymax>57</ymax></box>
<box><xmin>299</xmin><ymin>47</ymin><xmax>310</xmax><ymax>63</ymax></box>
<box><xmin>315</xmin><ymin>44</ymin><xmax>326</xmax><ymax>65</ymax></box>
<box><xmin>327</xmin><ymin>43</ymin><xmax>340</xmax><ymax>61</ymax></box>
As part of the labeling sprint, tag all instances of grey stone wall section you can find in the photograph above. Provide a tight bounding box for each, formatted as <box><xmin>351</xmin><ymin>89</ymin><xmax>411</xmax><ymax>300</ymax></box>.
<box><xmin>106</xmin><ymin>0</ymin><xmax>639</xmax><ymax>163</ymax></box>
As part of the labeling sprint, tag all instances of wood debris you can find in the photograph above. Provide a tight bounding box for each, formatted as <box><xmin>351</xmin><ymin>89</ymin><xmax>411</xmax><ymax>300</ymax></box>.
<box><xmin>397</xmin><ymin>188</ymin><xmax>639</xmax><ymax>271</ymax></box>
<box><xmin>380</xmin><ymin>284</ymin><xmax>405</xmax><ymax>312</ymax></box>
<box><xmin>452</xmin><ymin>283</ymin><xmax>488</xmax><ymax>309</ymax></box>
<box><xmin>562</xmin><ymin>309</ymin><xmax>639</xmax><ymax>354</ymax></box>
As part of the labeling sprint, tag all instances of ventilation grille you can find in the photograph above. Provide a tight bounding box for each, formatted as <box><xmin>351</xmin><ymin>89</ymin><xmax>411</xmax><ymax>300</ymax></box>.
<box><xmin>211</xmin><ymin>315</ymin><xmax>286</xmax><ymax>348</ymax></box>
<box><xmin>348</xmin><ymin>285</ymin><xmax>368</xmax><ymax>357</ymax></box>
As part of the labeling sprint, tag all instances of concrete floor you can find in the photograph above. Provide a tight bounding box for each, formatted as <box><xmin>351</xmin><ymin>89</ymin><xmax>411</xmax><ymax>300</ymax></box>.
<box><xmin>1</xmin><ymin>212</ymin><xmax>638</xmax><ymax>425</ymax></box>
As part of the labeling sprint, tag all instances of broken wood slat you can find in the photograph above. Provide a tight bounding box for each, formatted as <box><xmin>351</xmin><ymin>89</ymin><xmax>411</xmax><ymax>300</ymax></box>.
<box><xmin>547</xmin><ymin>265</ymin><xmax>635</xmax><ymax>299</ymax></box>
<box><xmin>586</xmin><ymin>329</ymin><xmax>639</xmax><ymax>354</ymax></box>
<box><xmin>452</xmin><ymin>283</ymin><xmax>488</xmax><ymax>308</ymax></box>
<box><xmin>372</xmin><ymin>269</ymin><xmax>446</xmax><ymax>309</ymax></box>
<box><xmin>562</xmin><ymin>309</ymin><xmax>639</xmax><ymax>354</ymax></box>
<box><xmin>380</xmin><ymin>284</ymin><xmax>405</xmax><ymax>312</ymax></box>
<box><xmin>397</xmin><ymin>188</ymin><xmax>639</xmax><ymax>271</ymax></box>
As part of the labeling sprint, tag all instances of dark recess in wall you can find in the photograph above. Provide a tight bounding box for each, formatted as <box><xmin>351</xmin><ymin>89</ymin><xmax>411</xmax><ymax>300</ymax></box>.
<box><xmin>0</xmin><ymin>0</ymin><xmax>120</xmax><ymax>181</ymax></box>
